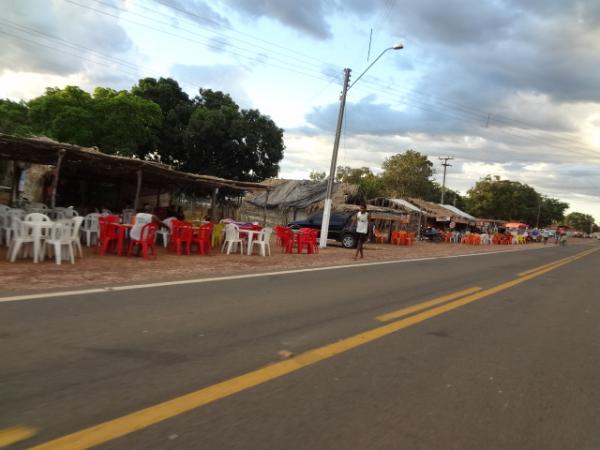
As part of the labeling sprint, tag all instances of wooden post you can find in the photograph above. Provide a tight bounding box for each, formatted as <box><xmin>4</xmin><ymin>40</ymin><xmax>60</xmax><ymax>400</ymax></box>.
<box><xmin>211</xmin><ymin>187</ymin><xmax>218</xmax><ymax>223</ymax></box>
<box><xmin>263</xmin><ymin>189</ymin><xmax>269</xmax><ymax>226</ymax></box>
<box><xmin>50</xmin><ymin>149</ymin><xmax>66</xmax><ymax>208</ymax></box>
<box><xmin>10</xmin><ymin>161</ymin><xmax>20</xmax><ymax>206</ymax></box>
<box><xmin>133</xmin><ymin>169</ymin><xmax>143</xmax><ymax>211</ymax></box>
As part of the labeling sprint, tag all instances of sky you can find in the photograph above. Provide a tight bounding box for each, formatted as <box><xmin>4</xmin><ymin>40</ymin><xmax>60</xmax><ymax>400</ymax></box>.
<box><xmin>1</xmin><ymin>0</ymin><xmax>600</xmax><ymax>220</ymax></box>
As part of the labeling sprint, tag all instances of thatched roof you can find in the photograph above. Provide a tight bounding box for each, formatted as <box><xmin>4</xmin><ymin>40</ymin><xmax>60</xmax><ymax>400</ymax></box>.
<box><xmin>0</xmin><ymin>133</ymin><xmax>268</xmax><ymax>192</ymax></box>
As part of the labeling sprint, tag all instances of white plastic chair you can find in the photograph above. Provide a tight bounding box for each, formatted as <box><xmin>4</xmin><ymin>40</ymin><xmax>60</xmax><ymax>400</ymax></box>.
<box><xmin>24</xmin><ymin>212</ymin><xmax>51</xmax><ymax>222</ymax></box>
<box><xmin>480</xmin><ymin>233</ymin><xmax>491</xmax><ymax>245</ymax></box>
<box><xmin>3</xmin><ymin>209</ymin><xmax>25</xmax><ymax>245</ymax></box>
<box><xmin>55</xmin><ymin>207</ymin><xmax>78</xmax><ymax>219</ymax></box>
<box><xmin>155</xmin><ymin>217</ymin><xmax>175</xmax><ymax>248</ymax></box>
<box><xmin>81</xmin><ymin>213</ymin><xmax>100</xmax><ymax>246</ymax></box>
<box><xmin>221</xmin><ymin>223</ymin><xmax>244</xmax><ymax>255</ymax></box>
<box><xmin>59</xmin><ymin>217</ymin><xmax>84</xmax><ymax>257</ymax></box>
<box><xmin>7</xmin><ymin>217</ymin><xmax>34</xmax><ymax>262</ymax></box>
<box><xmin>251</xmin><ymin>227</ymin><xmax>273</xmax><ymax>256</ymax></box>
<box><xmin>41</xmin><ymin>222</ymin><xmax>75</xmax><ymax>265</ymax></box>
<box><xmin>0</xmin><ymin>205</ymin><xmax>8</xmax><ymax>245</ymax></box>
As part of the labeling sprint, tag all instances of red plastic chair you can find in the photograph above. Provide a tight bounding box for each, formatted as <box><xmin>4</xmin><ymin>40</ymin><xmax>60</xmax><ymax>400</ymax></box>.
<box><xmin>98</xmin><ymin>215</ymin><xmax>120</xmax><ymax>255</ymax></box>
<box><xmin>298</xmin><ymin>228</ymin><xmax>318</xmax><ymax>254</ymax></box>
<box><xmin>193</xmin><ymin>224</ymin><xmax>212</xmax><ymax>255</ymax></box>
<box><xmin>127</xmin><ymin>223</ymin><xmax>158</xmax><ymax>259</ymax></box>
<box><xmin>279</xmin><ymin>227</ymin><xmax>295</xmax><ymax>253</ymax></box>
<box><xmin>170</xmin><ymin>220</ymin><xmax>194</xmax><ymax>255</ymax></box>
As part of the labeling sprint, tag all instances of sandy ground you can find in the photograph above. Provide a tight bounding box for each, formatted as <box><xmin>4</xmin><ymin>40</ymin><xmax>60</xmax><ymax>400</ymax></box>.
<box><xmin>0</xmin><ymin>239</ymin><xmax>588</xmax><ymax>293</ymax></box>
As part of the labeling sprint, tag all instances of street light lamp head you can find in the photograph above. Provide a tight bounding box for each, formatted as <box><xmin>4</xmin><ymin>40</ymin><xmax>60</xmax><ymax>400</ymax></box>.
<box><xmin>392</xmin><ymin>43</ymin><xmax>404</xmax><ymax>50</ymax></box>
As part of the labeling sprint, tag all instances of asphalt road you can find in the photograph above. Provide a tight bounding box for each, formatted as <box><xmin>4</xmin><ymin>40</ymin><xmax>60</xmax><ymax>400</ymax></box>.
<box><xmin>1</xmin><ymin>242</ymin><xmax>600</xmax><ymax>449</ymax></box>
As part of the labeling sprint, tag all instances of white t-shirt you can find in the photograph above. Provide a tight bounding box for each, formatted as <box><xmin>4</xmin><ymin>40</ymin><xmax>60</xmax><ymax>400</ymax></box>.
<box><xmin>130</xmin><ymin>213</ymin><xmax>153</xmax><ymax>241</ymax></box>
<box><xmin>356</xmin><ymin>211</ymin><xmax>369</xmax><ymax>234</ymax></box>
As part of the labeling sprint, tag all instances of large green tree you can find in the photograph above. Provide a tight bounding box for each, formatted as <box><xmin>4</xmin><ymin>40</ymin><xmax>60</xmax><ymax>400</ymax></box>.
<box><xmin>465</xmin><ymin>176</ymin><xmax>567</xmax><ymax>225</ymax></box>
<box><xmin>565</xmin><ymin>212</ymin><xmax>596</xmax><ymax>232</ymax></box>
<box><xmin>131</xmin><ymin>77</ymin><xmax>193</xmax><ymax>164</ymax></box>
<box><xmin>183</xmin><ymin>89</ymin><xmax>284</xmax><ymax>181</ymax></box>
<box><xmin>381</xmin><ymin>150</ymin><xmax>436</xmax><ymax>198</ymax></box>
<box><xmin>336</xmin><ymin>165</ymin><xmax>385</xmax><ymax>200</ymax></box>
<box><xmin>92</xmin><ymin>87</ymin><xmax>162</xmax><ymax>157</ymax></box>
<box><xmin>27</xmin><ymin>86</ymin><xmax>162</xmax><ymax>157</ymax></box>
<box><xmin>0</xmin><ymin>99</ymin><xmax>32</xmax><ymax>135</ymax></box>
<box><xmin>28</xmin><ymin>86</ymin><xmax>96</xmax><ymax>146</ymax></box>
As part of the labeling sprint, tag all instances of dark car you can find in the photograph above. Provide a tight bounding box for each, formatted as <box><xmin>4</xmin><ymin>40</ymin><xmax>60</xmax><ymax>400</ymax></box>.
<box><xmin>422</xmin><ymin>227</ymin><xmax>441</xmax><ymax>242</ymax></box>
<box><xmin>288</xmin><ymin>211</ymin><xmax>358</xmax><ymax>248</ymax></box>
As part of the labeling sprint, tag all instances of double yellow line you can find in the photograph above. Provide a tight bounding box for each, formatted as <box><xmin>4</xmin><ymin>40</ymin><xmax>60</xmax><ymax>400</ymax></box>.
<box><xmin>20</xmin><ymin>247</ymin><xmax>600</xmax><ymax>450</ymax></box>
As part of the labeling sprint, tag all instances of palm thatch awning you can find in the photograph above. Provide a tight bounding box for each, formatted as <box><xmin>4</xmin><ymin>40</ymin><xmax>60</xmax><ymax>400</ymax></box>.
<box><xmin>0</xmin><ymin>133</ymin><xmax>268</xmax><ymax>192</ymax></box>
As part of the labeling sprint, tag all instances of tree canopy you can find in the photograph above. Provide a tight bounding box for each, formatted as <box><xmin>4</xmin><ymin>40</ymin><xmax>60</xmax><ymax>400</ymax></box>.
<box><xmin>565</xmin><ymin>212</ymin><xmax>596</xmax><ymax>232</ymax></box>
<box><xmin>381</xmin><ymin>150</ymin><xmax>436</xmax><ymax>198</ymax></box>
<box><xmin>465</xmin><ymin>176</ymin><xmax>568</xmax><ymax>226</ymax></box>
<box><xmin>0</xmin><ymin>78</ymin><xmax>285</xmax><ymax>182</ymax></box>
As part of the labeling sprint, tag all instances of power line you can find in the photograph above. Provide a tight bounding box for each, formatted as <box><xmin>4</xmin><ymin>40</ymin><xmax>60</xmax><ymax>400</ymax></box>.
<box><xmin>62</xmin><ymin>0</ymin><xmax>332</xmax><ymax>85</ymax></box>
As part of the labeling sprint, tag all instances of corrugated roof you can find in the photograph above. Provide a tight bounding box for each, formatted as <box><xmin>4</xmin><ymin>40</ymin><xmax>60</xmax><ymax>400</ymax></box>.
<box><xmin>441</xmin><ymin>204</ymin><xmax>477</xmax><ymax>220</ymax></box>
<box><xmin>388</xmin><ymin>198</ymin><xmax>422</xmax><ymax>213</ymax></box>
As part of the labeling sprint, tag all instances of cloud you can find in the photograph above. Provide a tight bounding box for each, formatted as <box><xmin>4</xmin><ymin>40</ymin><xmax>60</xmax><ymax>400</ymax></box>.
<box><xmin>155</xmin><ymin>0</ymin><xmax>230</xmax><ymax>29</ymax></box>
<box><xmin>170</xmin><ymin>63</ymin><xmax>252</xmax><ymax>107</ymax></box>
<box><xmin>0</xmin><ymin>0</ymin><xmax>133</xmax><ymax>77</ymax></box>
<box><xmin>223</xmin><ymin>0</ymin><xmax>334</xmax><ymax>39</ymax></box>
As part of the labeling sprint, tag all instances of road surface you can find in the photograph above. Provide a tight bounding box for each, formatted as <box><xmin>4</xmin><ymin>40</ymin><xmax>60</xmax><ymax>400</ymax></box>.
<box><xmin>1</xmin><ymin>242</ymin><xmax>599</xmax><ymax>449</ymax></box>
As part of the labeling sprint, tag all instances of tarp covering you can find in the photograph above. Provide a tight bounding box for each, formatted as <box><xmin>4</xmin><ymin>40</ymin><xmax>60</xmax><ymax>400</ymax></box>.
<box><xmin>249</xmin><ymin>179</ymin><xmax>340</xmax><ymax>209</ymax></box>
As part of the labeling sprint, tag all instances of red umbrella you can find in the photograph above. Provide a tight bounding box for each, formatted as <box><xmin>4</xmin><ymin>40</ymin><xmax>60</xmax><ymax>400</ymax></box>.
<box><xmin>504</xmin><ymin>222</ymin><xmax>528</xmax><ymax>229</ymax></box>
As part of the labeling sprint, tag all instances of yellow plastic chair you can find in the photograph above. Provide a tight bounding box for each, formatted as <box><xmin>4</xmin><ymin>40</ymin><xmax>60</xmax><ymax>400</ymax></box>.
<box><xmin>211</xmin><ymin>223</ymin><xmax>224</xmax><ymax>248</ymax></box>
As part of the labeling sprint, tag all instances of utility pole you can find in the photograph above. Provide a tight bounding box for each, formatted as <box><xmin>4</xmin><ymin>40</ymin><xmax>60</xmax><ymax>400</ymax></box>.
<box><xmin>319</xmin><ymin>68</ymin><xmax>351</xmax><ymax>248</ymax></box>
<box><xmin>319</xmin><ymin>44</ymin><xmax>403</xmax><ymax>248</ymax></box>
<box><xmin>439</xmin><ymin>156</ymin><xmax>453</xmax><ymax>204</ymax></box>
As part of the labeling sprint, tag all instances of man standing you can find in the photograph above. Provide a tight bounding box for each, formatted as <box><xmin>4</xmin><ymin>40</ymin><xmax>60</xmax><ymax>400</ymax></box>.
<box><xmin>353</xmin><ymin>204</ymin><xmax>369</xmax><ymax>260</ymax></box>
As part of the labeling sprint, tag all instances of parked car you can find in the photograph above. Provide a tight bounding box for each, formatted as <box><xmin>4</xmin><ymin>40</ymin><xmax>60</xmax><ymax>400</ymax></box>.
<box><xmin>422</xmin><ymin>227</ymin><xmax>441</xmax><ymax>242</ymax></box>
<box><xmin>288</xmin><ymin>211</ymin><xmax>358</xmax><ymax>248</ymax></box>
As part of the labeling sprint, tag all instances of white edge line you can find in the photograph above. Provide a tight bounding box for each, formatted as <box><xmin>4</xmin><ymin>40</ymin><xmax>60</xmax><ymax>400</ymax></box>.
<box><xmin>0</xmin><ymin>245</ymin><xmax>553</xmax><ymax>303</ymax></box>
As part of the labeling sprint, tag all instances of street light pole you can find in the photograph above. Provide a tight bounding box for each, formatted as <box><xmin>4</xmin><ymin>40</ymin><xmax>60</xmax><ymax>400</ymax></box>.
<box><xmin>319</xmin><ymin>44</ymin><xmax>403</xmax><ymax>248</ymax></box>
<box><xmin>319</xmin><ymin>68</ymin><xmax>351</xmax><ymax>248</ymax></box>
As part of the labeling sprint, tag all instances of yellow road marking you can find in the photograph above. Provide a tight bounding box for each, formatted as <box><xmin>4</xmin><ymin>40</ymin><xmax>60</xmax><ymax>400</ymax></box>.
<box><xmin>0</xmin><ymin>426</ymin><xmax>37</xmax><ymax>448</ymax></box>
<box><xmin>376</xmin><ymin>287</ymin><xmax>482</xmax><ymax>322</ymax></box>
<box><xmin>28</xmin><ymin>247</ymin><xmax>599</xmax><ymax>450</ymax></box>
<box><xmin>518</xmin><ymin>248</ymin><xmax>598</xmax><ymax>276</ymax></box>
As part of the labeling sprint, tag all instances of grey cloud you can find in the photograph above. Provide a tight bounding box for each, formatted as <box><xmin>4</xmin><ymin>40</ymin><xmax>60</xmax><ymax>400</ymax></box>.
<box><xmin>0</xmin><ymin>0</ymin><xmax>133</xmax><ymax>77</ymax></box>
<box><xmin>305</xmin><ymin>95</ymin><xmax>475</xmax><ymax>136</ymax></box>
<box><xmin>223</xmin><ymin>0</ymin><xmax>334</xmax><ymax>39</ymax></box>
<box><xmin>170</xmin><ymin>63</ymin><xmax>252</xmax><ymax>107</ymax></box>
<box><xmin>155</xmin><ymin>0</ymin><xmax>230</xmax><ymax>30</ymax></box>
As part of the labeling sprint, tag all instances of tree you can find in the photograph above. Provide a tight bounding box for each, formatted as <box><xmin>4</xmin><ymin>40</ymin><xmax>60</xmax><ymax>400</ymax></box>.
<box><xmin>92</xmin><ymin>88</ymin><xmax>162</xmax><ymax>157</ymax></box>
<box><xmin>0</xmin><ymin>99</ymin><xmax>32</xmax><ymax>135</ymax></box>
<box><xmin>565</xmin><ymin>212</ymin><xmax>596</xmax><ymax>232</ymax></box>
<box><xmin>427</xmin><ymin>183</ymin><xmax>466</xmax><ymax>209</ymax></box>
<box><xmin>28</xmin><ymin>86</ymin><xmax>96</xmax><ymax>146</ymax></box>
<box><xmin>309</xmin><ymin>170</ymin><xmax>326</xmax><ymax>181</ymax></box>
<box><xmin>132</xmin><ymin>77</ymin><xmax>193</xmax><ymax>164</ymax></box>
<box><xmin>465</xmin><ymin>176</ymin><xmax>567</xmax><ymax>225</ymax></box>
<box><xmin>183</xmin><ymin>89</ymin><xmax>284</xmax><ymax>181</ymax></box>
<box><xmin>336</xmin><ymin>165</ymin><xmax>384</xmax><ymax>200</ymax></box>
<box><xmin>538</xmin><ymin>197</ymin><xmax>569</xmax><ymax>227</ymax></box>
<box><xmin>381</xmin><ymin>150</ymin><xmax>435</xmax><ymax>198</ymax></box>
<box><xmin>27</xmin><ymin>86</ymin><xmax>162</xmax><ymax>157</ymax></box>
